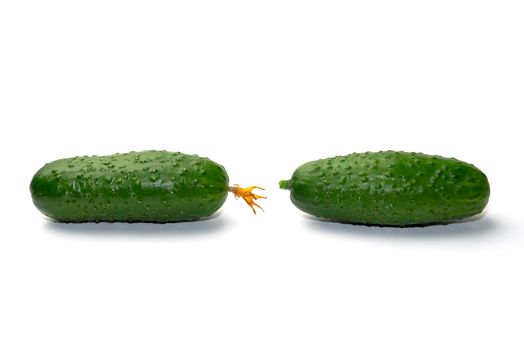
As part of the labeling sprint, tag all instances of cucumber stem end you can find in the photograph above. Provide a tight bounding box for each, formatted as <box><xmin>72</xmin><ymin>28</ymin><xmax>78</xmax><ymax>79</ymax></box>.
<box><xmin>279</xmin><ymin>180</ymin><xmax>291</xmax><ymax>190</ymax></box>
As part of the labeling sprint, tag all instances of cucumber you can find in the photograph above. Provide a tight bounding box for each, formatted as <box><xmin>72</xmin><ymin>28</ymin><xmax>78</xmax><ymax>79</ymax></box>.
<box><xmin>279</xmin><ymin>151</ymin><xmax>490</xmax><ymax>226</ymax></box>
<box><xmin>30</xmin><ymin>150</ymin><xmax>265</xmax><ymax>223</ymax></box>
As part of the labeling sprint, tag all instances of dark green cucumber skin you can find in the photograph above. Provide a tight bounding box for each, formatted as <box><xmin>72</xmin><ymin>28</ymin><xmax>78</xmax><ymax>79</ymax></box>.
<box><xmin>280</xmin><ymin>151</ymin><xmax>490</xmax><ymax>226</ymax></box>
<box><xmin>30</xmin><ymin>151</ymin><xmax>229</xmax><ymax>223</ymax></box>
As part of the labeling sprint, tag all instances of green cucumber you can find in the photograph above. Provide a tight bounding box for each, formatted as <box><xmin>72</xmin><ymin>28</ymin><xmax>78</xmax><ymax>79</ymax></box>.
<box><xmin>30</xmin><ymin>150</ymin><xmax>264</xmax><ymax>223</ymax></box>
<box><xmin>279</xmin><ymin>151</ymin><xmax>490</xmax><ymax>226</ymax></box>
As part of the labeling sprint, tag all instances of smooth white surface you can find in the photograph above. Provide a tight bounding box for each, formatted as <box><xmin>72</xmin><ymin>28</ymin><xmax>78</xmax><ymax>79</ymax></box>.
<box><xmin>1</xmin><ymin>1</ymin><xmax>523</xmax><ymax>349</ymax></box>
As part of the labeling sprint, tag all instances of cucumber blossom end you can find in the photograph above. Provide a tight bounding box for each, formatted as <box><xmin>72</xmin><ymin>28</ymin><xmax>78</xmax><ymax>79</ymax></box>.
<box><xmin>229</xmin><ymin>185</ymin><xmax>266</xmax><ymax>214</ymax></box>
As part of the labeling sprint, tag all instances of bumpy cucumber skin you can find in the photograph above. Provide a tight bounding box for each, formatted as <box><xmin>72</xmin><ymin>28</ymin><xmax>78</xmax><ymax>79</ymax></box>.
<box><xmin>281</xmin><ymin>151</ymin><xmax>490</xmax><ymax>226</ymax></box>
<box><xmin>30</xmin><ymin>151</ymin><xmax>229</xmax><ymax>223</ymax></box>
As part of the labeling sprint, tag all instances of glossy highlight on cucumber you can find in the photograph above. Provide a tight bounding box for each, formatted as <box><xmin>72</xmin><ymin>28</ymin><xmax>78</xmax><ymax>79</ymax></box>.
<box><xmin>279</xmin><ymin>151</ymin><xmax>490</xmax><ymax>226</ymax></box>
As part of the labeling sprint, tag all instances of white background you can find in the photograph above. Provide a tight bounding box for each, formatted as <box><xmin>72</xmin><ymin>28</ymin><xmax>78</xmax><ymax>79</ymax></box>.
<box><xmin>1</xmin><ymin>1</ymin><xmax>523</xmax><ymax>349</ymax></box>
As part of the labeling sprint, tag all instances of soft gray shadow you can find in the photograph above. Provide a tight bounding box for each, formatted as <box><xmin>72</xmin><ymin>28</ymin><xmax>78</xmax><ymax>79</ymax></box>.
<box><xmin>44</xmin><ymin>212</ymin><xmax>230</xmax><ymax>238</ymax></box>
<box><xmin>304</xmin><ymin>212</ymin><xmax>504</xmax><ymax>240</ymax></box>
